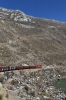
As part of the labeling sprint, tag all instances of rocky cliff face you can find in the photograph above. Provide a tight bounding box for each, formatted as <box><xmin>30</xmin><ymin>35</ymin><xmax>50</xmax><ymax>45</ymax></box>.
<box><xmin>0</xmin><ymin>7</ymin><xmax>66</xmax><ymax>66</ymax></box>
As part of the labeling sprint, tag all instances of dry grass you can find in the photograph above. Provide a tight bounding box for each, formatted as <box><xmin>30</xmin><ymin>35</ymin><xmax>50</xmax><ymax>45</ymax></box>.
<box><xmin>0</xmin><ymin>14</ymin><xmax>66</xmax><ymax>66</ymax></box>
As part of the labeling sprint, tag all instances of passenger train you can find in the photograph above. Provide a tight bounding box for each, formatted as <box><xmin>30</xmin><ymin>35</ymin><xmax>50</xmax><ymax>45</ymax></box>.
<box><xmin>0</xmin><ymin>65</ymin><xmax>42</xmax><ymax>72</ymax></box>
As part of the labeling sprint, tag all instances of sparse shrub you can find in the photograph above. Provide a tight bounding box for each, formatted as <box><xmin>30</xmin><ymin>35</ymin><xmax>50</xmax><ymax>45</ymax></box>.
<box><xmin>7</xmin><ymin>86</ymin><xmax>14</xmax><ymax>90</ymax></box>
<box><xmin>5</xmin><ymin>93</ymin><xmax>9</xmax><ymax>98</ymax></box>
<box><xmin>24</xmin><ymin>85</ymin><xmax>29</xmax><ymax>91</ymax></box>
<box><xmin>30</xmin><ymin>91</ymin><xmax>35</xmax><ymax>97</ymax></box>
<box><xmin>11</xmin><ymin>79</ymin><xmax>18</xmax><ymax>86</ymax></box>
<box><xmin>0</xmin><ymin>94</ymin><xmax>3</xmax><ymax>100</ymax></box>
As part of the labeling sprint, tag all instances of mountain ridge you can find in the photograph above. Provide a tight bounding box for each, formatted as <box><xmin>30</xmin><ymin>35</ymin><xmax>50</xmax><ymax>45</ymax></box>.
<box><xmin>0</xmin><ymin>7</ymin><xmax>66</xmax><ymax>23</ymax></box>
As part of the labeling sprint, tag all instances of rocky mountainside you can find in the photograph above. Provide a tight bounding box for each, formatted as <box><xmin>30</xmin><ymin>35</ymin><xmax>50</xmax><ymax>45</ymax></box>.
<box><xmin>0</xmin><ymin>7</ymin><xmax>66</xmax><ymax>100</ymax></box>
<box><xmin>0</xmin><ymin>7</ymin><xmax>66</xmax><ymax>66</ymax></box>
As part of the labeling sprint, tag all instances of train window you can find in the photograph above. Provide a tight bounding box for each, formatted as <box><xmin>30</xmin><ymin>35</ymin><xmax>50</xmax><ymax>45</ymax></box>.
<box><xmin>11</xmin><ymin>66</ymin><xmax>15</xmax><ymax>70</ymax></box>
<box><xmin>2</xmin><ymin>67</ymin><xmax>8</xmax><ymax>71</ymax></box>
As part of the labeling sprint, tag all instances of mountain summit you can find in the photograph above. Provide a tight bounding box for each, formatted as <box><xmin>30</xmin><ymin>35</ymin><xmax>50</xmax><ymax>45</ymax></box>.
<box><xmin>0</xmin><ymin>7</ymin><xmax>33</xmax><ymax>22</ymax></box>
<box><xmin>0</xmin><ymin>7</ymin><xmax>66</xmax><ymax>66</ymax></box>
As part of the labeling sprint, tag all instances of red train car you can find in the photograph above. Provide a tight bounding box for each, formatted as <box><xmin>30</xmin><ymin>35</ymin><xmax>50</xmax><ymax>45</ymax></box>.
<box><xmin>0</xmin><ymin>66</ymin><xmax>2</xmax><ymax>72</ymax></box>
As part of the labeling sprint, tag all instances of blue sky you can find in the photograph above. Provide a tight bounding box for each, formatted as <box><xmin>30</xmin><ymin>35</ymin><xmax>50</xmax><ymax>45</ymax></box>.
<box><xmin>0</xmin><ymin>0</ymin><xmax>66</xmax><ymax>22</ymax></box>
